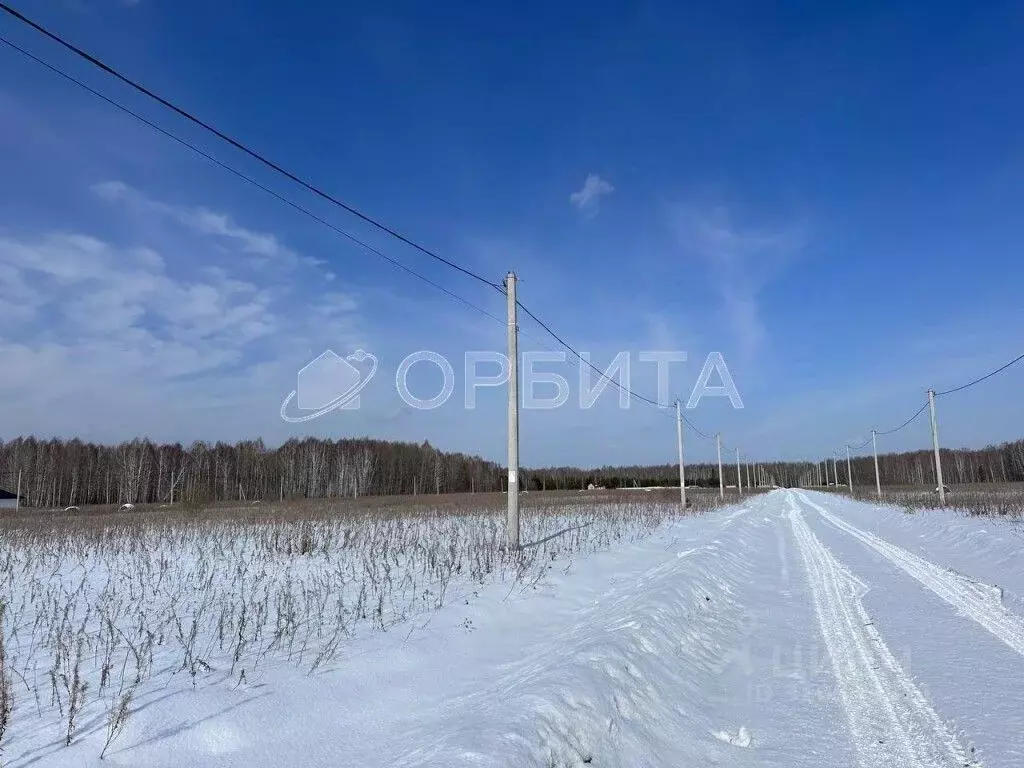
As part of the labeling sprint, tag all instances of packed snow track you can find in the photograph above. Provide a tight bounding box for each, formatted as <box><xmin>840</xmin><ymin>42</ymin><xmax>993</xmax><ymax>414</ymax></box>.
<box><xmin>786</xmin><ymin>495</ymin><xmax>971</xmax><ymax>767</ymax></box>
<box><xmin>798</xmin><ymin>490</ymin><xmax>1024</xmax><ymax>657</ymax></box>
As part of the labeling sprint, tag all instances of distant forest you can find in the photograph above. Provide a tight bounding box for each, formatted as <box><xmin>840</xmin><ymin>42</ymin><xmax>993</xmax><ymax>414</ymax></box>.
<box><xmin>1</xmin><ymin>435</ymin><xmax>1023</xmax><ymax>508</ymax></box>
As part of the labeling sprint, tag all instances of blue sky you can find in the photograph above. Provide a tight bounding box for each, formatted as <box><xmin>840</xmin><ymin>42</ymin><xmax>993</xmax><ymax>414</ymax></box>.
<box><xmin>1</xmin><ymin>0</ymin><xmax>1023</xmax><ymax>467</ymax></box>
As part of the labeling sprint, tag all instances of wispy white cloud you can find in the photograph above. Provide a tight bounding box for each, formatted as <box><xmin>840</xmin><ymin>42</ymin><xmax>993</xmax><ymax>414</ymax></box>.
<box><xmin>91</xmin><ymin>181</ymin><xmax>331</xmax><ymax>275</ymax></box>
<box><xmin>0</xmin><ymin>231</ymin><xmax>278</xmax><ymax>369</ymax></box>
<box><xmin>569</xmin><ymin>174</ymin><xmax>614</xmax><ymax>215</ymax></box>
<box><xmin>0</xmin><ymin>184</ymin><xmax>365</xmax><ymax>442</ymax></box>
<box><xmin>671</xmin><ymin>204</ymin><xmax>804</xmax><ymax>356</ymax></box>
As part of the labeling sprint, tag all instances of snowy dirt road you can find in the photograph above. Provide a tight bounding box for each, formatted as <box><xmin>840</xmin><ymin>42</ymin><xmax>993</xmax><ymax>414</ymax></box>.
<box><xmin>10</xmin><ymin>490</ymin><xmax>1023</xmax><ymax>767</ymax></box>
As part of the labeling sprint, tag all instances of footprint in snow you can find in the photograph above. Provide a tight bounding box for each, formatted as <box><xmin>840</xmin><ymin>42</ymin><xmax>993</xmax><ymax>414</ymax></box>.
<box><xmin>713</xmin><ymin>726</ymin><xmax>752</xmax><ymax>748</ymax></box>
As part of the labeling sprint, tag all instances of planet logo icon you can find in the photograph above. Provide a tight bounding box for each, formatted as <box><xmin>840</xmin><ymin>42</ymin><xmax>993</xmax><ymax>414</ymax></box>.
<box><xmin>280</xmin><ymin>349</ymin><xmax>378</xmax><ymax>423</ymax></box>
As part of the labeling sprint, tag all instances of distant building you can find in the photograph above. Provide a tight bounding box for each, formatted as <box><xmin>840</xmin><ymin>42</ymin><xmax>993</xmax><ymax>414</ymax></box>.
<box><xmin>0</xmin><ymin>488</ymin><xmax>21</xmax><ymax>510</ymax></box>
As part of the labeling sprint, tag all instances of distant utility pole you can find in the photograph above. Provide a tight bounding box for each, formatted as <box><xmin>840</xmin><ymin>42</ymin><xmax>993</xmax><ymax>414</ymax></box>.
<box><xmin>716</xmin><ymin>433</ymin><xmax>724</xmax><ymax>499</ymax></box>
<box><xmin>872</xmin><ymin>430</ymin><xmax>881</xmax><ymax>499</ymax></box>
<box><xmin>845</xmin><ymin>444</ymin><xmax>853</xmax><ymax>492</ymax></box>
<box><xmin>675</xmin><ymin>400</ymin><xmax>686</xmax><ymax>510</ymax></box>
<box><xmin>927</xmin><ymin>389</ymin><xmax>945</xmax><ymax>506</ymax></box>
<box><xmin>735</xmin><ymin>448</ymin><xmax>742</xmax><ymax>495</ymax></box>
<box><xmin>505</xmin><ymin>272</ymin><xmax>520</xmax><ymax>548</ymax></box>
<box><xmin>746</xmin><ymin>461</ymin><xmax>752</xmax><ymax>491</ymax></box>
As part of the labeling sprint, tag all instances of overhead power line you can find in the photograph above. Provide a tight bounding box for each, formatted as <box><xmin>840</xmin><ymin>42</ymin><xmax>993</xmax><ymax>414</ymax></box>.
<box><xmin>514</xmin><ymin>299</ymin><xmax>667</xmax><ymax>410</ymax></box>
<box><xmin>842</xmin><ymin>348</ymin><xmax>1024</xmax><ymax>456</ymax></box>
<box><xmin>513</xmin><ymin>299</ymin><xmax>718</xmax><ymax>441</ymax></box>
<box><xmin>2</xmin><ymin>29</ymin><xmax>718</xmax><ymax>441</ymax></box>
<box><xmin>832</xmin><ymin>349</ymin><xmax>1024</xmax><ymax>462</ymax></box>
<box><xmin>935</xmin><ymin>351</ymin><xmax>1024</xmax><ymax>396</ymax></box>
<box><xmin>0</xmin><ymin>34</ymin><xmax>506</xmax><ymax>328</ymax></box>
<box><xmin>874</xmin><ymin>401</ymin><xmax>928</xmax><ymax>436</ymax></box>
<box><xmin>0</xmin><ymin>1</ymin><xmax>500</xmax><ymax>292</ymax></box>
<box><xmin>681</xmin><ymin>414</ymin><xmax>716</xmax><ymax>442</ymax></box>
<box><xmin>2</xmin><ymin>2</ymin><xmax>733</xmax><ymax>456</ymax></box>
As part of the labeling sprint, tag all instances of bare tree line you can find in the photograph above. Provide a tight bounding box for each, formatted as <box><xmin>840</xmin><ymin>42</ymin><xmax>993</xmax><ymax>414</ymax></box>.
<box><xmin>804</xmin><ymin>438</ymin><xmax>1024</xmax><ymax>488</ymax></box>
<box><xmin>3</xmin><ymin>434</ymin><xmax>1022</xmax><ymax>508</ymax></box>
<box><xmin>0</xmin><ymin>437</ymin><xmax>504</xmax><ymax>508</ymax></box>
<box><xmin>523</xmin><ymin>463</ymin><xmax>732</xmax><ymax>490</ymax></box>
<box><xmin>0</xmin><ymin>435</ymin><xmax>768</xmax><ymax>508</ymax></box>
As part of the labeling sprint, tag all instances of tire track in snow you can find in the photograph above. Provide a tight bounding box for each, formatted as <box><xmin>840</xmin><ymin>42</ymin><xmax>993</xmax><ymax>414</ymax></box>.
<box><xmin>798</xmin><ymin>490</ymin><xmax>1024</xmax><ymax>658</ymax></box>
<box><xmin>775</xmin><ymin>516</ymin><xmax>790</xmax><ymax>585</ymax></box>
<box><xmin>786</xmin><ymin>493</ymin><xmax>972</xmax><ymax>768</ymax></box>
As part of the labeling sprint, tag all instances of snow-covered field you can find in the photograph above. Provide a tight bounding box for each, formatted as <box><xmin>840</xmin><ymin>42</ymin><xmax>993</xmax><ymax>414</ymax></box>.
<box><xmin>2</xmin><ymin>490</ymin><xmax>1022</xmax><ymax>766</ymax></box>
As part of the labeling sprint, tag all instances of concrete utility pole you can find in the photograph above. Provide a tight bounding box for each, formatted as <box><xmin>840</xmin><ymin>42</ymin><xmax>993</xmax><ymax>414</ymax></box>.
<box><xmin>746</xmin><ymin>462</ymin><xmax>752</xmax><ymax>491</ymax></box>
<box><xmin>872</xmin><ymin>430</ymin><xmax>881</xmax><ymax>499</ymax></box>
<box><xmin>735</xmin><ymin>448</ymin><xmax>743</xmax><ymax>495</ymax></box>
<box><xmin>928</xmin><ymin>389</ymin><xmax>945</xmax><ymax>506</ymax></box>
<box><xmin>505</xmin><ymin>272</ymin><xmax>520</xmax><ymax>547</ymax></box>
<box><xmin>846</xmin><ymin>444</ymin><xmax>853</xmax><ymax>492</ymax></box>
<box><xmin>716</xmin><ymin>433</ymin><xmax>724</xmax><ymax>499</ymax></box>
<box><xmin>675</xmin><ymin>400</ymin><xmax>686</xmax><ymax>510</ymax></box>
<box><xmin>16</xmin><ymin>469</ymin><xmax>21</xmax><ymax>511</ymax></box>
